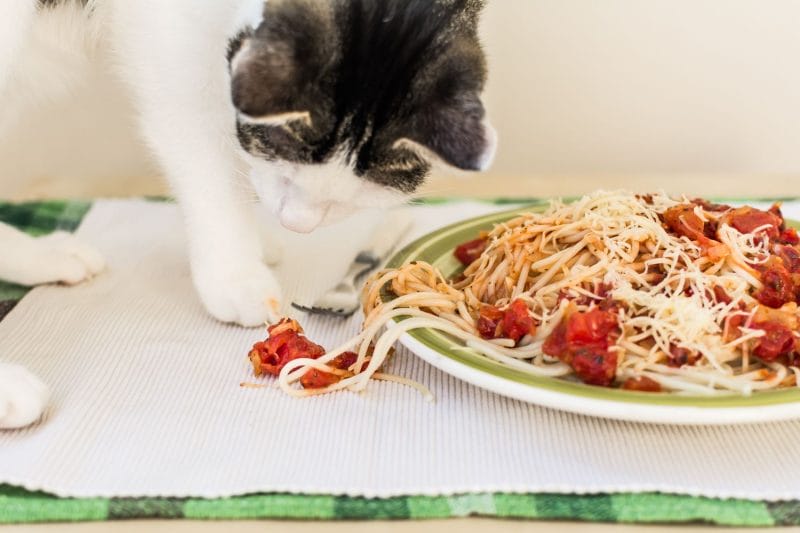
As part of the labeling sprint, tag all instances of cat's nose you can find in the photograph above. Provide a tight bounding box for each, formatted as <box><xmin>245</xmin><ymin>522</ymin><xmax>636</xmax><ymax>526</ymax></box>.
<box><xmin>278</xmin><ymin>197</ymin><xmax>331</xmax><ymax>233</ymax></box>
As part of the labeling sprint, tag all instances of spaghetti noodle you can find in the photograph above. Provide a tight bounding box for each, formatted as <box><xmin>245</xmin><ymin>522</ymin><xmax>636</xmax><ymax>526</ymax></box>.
<box><xmin>260</xmin><ymin>190</ymin><xmax>800</xmax><ymax>397</ymax></box>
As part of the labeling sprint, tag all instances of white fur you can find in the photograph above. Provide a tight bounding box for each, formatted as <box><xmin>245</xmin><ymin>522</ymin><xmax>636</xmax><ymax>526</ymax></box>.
<box><xmin>0</xmin><ymin>0</ymin><xmax>112</xmax><ymax>430</ymax></box>
<box><xmin>244</xmin><ymin>152</ymin><xmax>408</xmax><ymax>233</ymax></box>
<box><xmin>478</xmin><ymin>120</ymin><xmax>499</xmax><ymax>172</ymax></box>
<box><xmin>0</xmin><ymin>364</ymin><xmax>50</xmax><ymax>429</ymax></box>
<box><xmin>0</xmin><ymin>0</ymin><xmax>37</xmax><ymax>133</ymax></box>
<box><xmin>239</xmin><ymin>110</ymin><xmax>313</xmax><ymax>128</ymax></box>
<box><xmin>0</xmin><ymin>0</ymin><xmax>102</xmax><ymax>134</ymax></box>
<box><xmin>106</xmin><ymin>0</ymin><xmax>292</xmax><ymax>327</ymax></box>
<box><xmin>0</xmin><ymin>0</ymin><xmax>495</xmax><ymax>428</ymax></box>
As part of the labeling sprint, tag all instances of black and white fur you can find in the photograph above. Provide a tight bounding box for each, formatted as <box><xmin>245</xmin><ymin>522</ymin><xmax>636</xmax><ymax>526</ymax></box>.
<box><xmin>0</xmin><ymin>0</ymin><xmax>496</xmax><ymax>428</ymax></box>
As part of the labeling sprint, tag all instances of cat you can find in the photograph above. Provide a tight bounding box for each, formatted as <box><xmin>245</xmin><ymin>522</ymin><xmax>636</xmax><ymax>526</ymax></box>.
<box><xmin>0</xmin><ymin>0</ymin><xmax>496</xmax><ymax>428</ymax></box>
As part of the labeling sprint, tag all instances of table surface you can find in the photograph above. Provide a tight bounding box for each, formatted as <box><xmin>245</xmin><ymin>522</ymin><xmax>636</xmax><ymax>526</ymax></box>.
<box><xmin>5</xmin><ymin>173</ymin><xmax>800</xmax><ymax>532</ymax></box>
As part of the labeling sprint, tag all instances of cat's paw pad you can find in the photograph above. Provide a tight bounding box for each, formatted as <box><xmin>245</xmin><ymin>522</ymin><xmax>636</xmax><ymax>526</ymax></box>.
<box><xmin>0</xmin><ymin>364</ymin><xmax>50</xmax><ymax>429</ymax></box>
<box><xmin>32</xmin><ymin>232</ymin><xmax>106</xmax><ymax>286</ymax></box>
<box><xmin>194</xmin><ymin>262</ymin><xmax>283</xmax><ymax>327</ymax></box>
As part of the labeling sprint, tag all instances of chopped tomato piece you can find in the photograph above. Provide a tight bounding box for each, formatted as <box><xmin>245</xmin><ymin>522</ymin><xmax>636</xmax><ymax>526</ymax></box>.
<box><xmin>724</xmin><ymin>313</ymin><xmax>747</xmax><ymax>340</ymax></box>
<box><xmin>543</xmin><ymin>307</ymin><xmax>619</xmax><ymax>386</ymax></box>
<box><xmin>622</xmin><ymin>376</ymin><xmax>662</xmax><ymax>392</ymax></box>
<box><xmin>713</xmin><ymin>285</ymin><xmax>732</xmax><ymax>305</ymax></box>
<box><xmin>569</xmin><ymin>347</ymin><xmax>618</xmax><ymax>386</ymax></box>
<box><xmin>454</xmin><ymin>237</ymin><xmax>488</xmax><ymax>266</ymax></box>
<box><xmin>667</xmin><ymin>344</ymin><xmax>700</xmax><ymax>367</ymax></box>
<box><xmin>775</xmin><ymin>244</ymin><xmax>800</xmax><ymax>273</ymax></box>
<box><xmin>724</xmin><ymin>206</ymin><xmax>781</xmax><ymax>239</ymax></box>
<box><xmin>769</xmin><ymin>203</ymin><xmax>786</xmax><ymax>227</ymax></box>
<box><xmin>564</xmin><ymin>307</ymin><xmax>619</xmax><ymax>346</ymax></box>
<box><xmin>477</xmin><ymin>299</ymin><xmax>536</xmax><ymax>343</ymax></box>
<box><xmin>703</xmin><ymin>219</ymin><xmax>720</xmax><ymax>240</ymax></box>
<box><xmin>662</xmin><ymin>203</ymin><xmax>728</xmax><ymax>260</ymax></box>
<box><xmin>778</xmin><ymin>227</ymin><xmax>800</xmax><ymax>245</ymax></box>
<box><xmin>477</xmin><ymin>304</ymin><xmax>504</xmax><ymax>339</ymax></box>
<box><xmin>333</xmin><ymin>351</ymin><xmax>360</xmax><ymax>370</ymax></box>
<box><xmin>663</xmin><ymin>204</ymin><xmax>706</xmax><ymax>241</ymax></box>
<box><xmin>754</xmin><ymin>259</ymin><xmax>795</xmax><ymax>308</ymax></box>
<box><xmin>249</xmin><ymin>319</ymin><xmax>326</xmax><ymax>377</ymax></box>
<box><xmin>501</xmin><ymin>299</ymin><xmax>536</xmax><ymax>343</ymax></box>
<box><xmin>300</xmin><ymin>368</ymin><xmax>341</xmax><ymax>389</ymax></box>
<box><xmin>542</xmin><ymin>318</ymin><xmax>568</xmax><ymax>358</ymax></box>
<box><xmin>753</xmin><ymin>322</ymin><xmax>796</xmax><ymax>362</ymax></box>
<box><xmin>299</xmin><ymin>352</ymin><xmax>366</xmax><ymax>389</ymax></box>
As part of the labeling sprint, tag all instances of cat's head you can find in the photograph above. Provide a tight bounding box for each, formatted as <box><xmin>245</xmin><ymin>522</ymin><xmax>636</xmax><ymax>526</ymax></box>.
<box><xmin>228</xmin><ymin>0</ymin><xmax>496</xmax><ymax>232</ymax></box>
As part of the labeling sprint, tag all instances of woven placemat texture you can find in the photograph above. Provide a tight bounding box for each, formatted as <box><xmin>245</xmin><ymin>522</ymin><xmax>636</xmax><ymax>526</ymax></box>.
<box><xmin>1</xmin><ymin>198</ymin><xmax>799</xmax><ymax>526</ymax></box>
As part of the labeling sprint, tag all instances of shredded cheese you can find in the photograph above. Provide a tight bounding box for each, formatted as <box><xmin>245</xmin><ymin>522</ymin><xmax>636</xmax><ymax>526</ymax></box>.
<box><xmin>275</xmin><ymin>190</ymin><xmax>799</xmax><ymax>398</ymax></box>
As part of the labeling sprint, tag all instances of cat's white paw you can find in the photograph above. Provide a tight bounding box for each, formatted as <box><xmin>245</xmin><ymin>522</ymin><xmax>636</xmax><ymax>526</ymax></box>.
<box><xmin>193</xmin><ymin>261</ymin><xmax>283</xmax><ymax>327</ymax></box>
<box><xmin>0</xmin><ymin>363</ymin><xmax>50</xmax><ymax>429</ymax></box>
<box><xmin>22</xmin><ymin>232</ymin><xmax>106</xmax><ymax>286</ymax></box>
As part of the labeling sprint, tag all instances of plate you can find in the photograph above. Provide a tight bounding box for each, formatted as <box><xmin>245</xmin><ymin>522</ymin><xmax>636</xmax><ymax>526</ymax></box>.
<box><xmin>384</xmin><ymin>205</ymin><xmax>800</xmax><ymax>425</ymax></box>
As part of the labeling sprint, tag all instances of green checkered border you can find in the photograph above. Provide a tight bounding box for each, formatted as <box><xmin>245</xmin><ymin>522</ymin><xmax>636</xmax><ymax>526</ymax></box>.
<box><xmin>2</xmin><ymin>198</ymin><xmax>800</xmax><ymax>526</ymax></box>
<box><xmin>4</xmin><ymin>486</ymin><xmax>799</xmax><ymax>526</ymax></box>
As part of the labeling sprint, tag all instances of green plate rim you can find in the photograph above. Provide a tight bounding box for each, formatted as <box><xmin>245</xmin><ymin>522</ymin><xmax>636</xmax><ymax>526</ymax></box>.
<box><xmin>384</xmin><ymin>204</ymin><xmax>800</xmax><ymax>408</ymax></box>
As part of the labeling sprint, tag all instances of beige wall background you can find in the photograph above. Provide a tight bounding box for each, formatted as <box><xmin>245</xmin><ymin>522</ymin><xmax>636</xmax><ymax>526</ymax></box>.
<box><xmin>2</xmin><ymin>0</ymin><xmax>800</xmax><ymax>199</ymax></box>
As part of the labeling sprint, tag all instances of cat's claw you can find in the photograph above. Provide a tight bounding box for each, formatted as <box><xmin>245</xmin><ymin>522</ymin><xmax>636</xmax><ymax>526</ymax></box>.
<box><xmin>193</xmin><ymin>261</ymin><xmax>283</xmax><ymax>327</ymax></box>
<box><xmin>0</xmin><ymin>364</ymin><xmax>50</xmax><ymax>429</ymax></box>
<box><xmin>23</xmin><ymin>232</ymin><xmax>105</xmax><ymax>286</ymax></box>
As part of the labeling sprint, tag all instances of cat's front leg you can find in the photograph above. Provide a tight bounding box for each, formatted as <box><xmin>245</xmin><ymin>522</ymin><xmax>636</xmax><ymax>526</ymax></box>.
<box><xmin>190</xmin><ymin>229</ymin><xmax>284</xmax><ymax>328</ymax></box>
<box><xmin>162</xmin><ymin>160</ymin><xmax>283</xmax><ymax>327</ymax></box>
<box><xmin>111</xmin><ymin>0</ymin><xmax>283</xmax><ymax>327</ymax></box>
<box><xmin>0</xmin><ymin>363</ymin><xmax>49</xmax><ymax>429</ymax></box>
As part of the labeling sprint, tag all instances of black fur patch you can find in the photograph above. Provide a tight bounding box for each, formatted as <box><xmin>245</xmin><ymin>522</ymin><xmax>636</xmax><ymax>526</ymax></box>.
<box><xmin>230</xmin><ymin>0</ymin><xmax>489</xmax><ymax>193</ymax></box>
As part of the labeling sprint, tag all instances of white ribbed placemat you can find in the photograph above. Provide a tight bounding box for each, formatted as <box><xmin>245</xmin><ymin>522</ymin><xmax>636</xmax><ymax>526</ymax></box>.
<box><xmin>2</xmin><ymin>198</ymin><xmax>800</xmax><ymax>501</ymax></box>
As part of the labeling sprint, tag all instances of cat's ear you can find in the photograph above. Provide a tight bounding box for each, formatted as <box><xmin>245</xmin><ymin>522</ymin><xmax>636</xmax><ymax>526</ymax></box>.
<box><xmin>397</xmin><ymin>98</ymin><xmax>497</xmax><ymax>172</ymax></box>
<box><xmin>229</xmin><ymin>0</ymin><xmax>333</xmax><ymax>122</ymax></box>
<box><xmin>397</xmin><ymin>35</ymin><xmax>496</xmax><ymax>172</ymax></box>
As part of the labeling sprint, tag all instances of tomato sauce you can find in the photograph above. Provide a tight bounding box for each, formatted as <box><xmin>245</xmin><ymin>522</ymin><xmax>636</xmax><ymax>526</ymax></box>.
<box><xmin>667</xmin><ymin>344</ymin><xmax>700</xmax><ymax>367</ymax></box>
<box><xmin>250</xmin><ymin>320</ymin><xmax>371</xmax><ymax>390</ymax></box>
<box><xmin>299</xmin><ymin>352</ymin><xmax>364</xmax><ymax>389</ymax></box>
<box><xmin>752</xmin><ymin>321</ymin><xmax>796</xmax><ymax>362</ymax></box>
<box><xmin>454</xmin><ymin>237</ymin><xmax>488</xmax><ymax>266</ymax></box>
<box><xmin>662</xmin><ymin>204</ymin><xmax>728</xmax><ymax>260</ymax></box>
<box><xmin>477</xmin><ymin>299</ymin><xmax>536</xmax><ymax>344</ymax></box>
<box><xmin>249</xmin><ymin>319</ymin><xmax>326</xmax><ymax>377</ymax></box>
<box><xmin>724</xmin><ymin>206</ymin><xmax>782</xmax><ymax>239</ymax></box>
<box><xmin>754</xmin><ymin>258</ymin><xmax>795</xmax><ymax>308</ymax></box>
<box><xmin>543</xmin><ymin>307</ymin><xmax>620</xmax><ymax>387</ymax></box>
